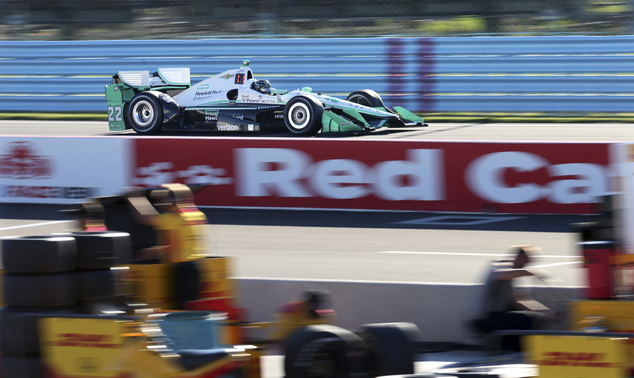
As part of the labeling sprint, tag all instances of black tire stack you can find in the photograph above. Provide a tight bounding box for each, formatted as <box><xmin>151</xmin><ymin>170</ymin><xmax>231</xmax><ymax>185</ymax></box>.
<box><xmin>0</xmin><ymin>232</ymin><xmax>133</xmax><ymax>378</ymax></box>
<box><xmin>0</xmin><ymin>235</ymin><xmax>79</xmax><ymax>378</ymax></box>
<box><xmin>70</xmin><ymin>231</ymin><xmax>132</xmax><ymax>313</ymax></box>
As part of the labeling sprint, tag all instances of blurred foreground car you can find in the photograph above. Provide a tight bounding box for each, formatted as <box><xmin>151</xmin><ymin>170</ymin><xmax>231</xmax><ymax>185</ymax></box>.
<box><xmin>105</xmin><ymin>61</ymin><xmax>427</xmax><ymax>136</ymax></box>
<box><xmin>0</xmin><ymin>186</ymin><xmax>423</xmax><ymax>378</ymax></box>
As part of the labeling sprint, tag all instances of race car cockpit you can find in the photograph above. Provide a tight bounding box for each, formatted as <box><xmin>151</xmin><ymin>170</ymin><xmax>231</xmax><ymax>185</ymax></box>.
<box><xmin>252</xmin><ymin>79</ymin><xmax>272</xmax><ymax>95</ymax></box>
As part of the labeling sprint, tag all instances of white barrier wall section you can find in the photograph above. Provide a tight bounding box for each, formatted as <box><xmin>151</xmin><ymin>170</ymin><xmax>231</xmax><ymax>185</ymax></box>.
<box><xmin>613</xmin><ymin>143</ymin><xmax>634</xmax><ymax>255</ymax></box>
<box><xmin>236</xmin><ymin>278</ymin><xmax>580</xmax><ymax>343</ymax></box>
<box><xmin>0</xmin><ymin>137</ymin><xmax>133</xmax><ymax>204</ymax></box>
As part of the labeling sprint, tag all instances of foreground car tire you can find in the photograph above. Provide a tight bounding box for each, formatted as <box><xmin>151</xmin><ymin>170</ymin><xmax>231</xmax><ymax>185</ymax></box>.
<box><xmin>357</xmin><ymin>322</ymin><xmax>422</xmax><ymax>377</ymax></box>
<box><xmin>346</xmin><ymin>89</ymin><xmax>386</xmax><ymax>108</ymax></box>
<box><xmin>284</xmin><ymin>96</ymin><xmax>324</xmax><ymax>136</ymax></box>
<box><xmin>284</xmin><ymin>325</ymin><xmax>370</xmax><ymax>378</ymax></box>
<box><xmin>128</xmin><ymin>92</ymin><xmax>164</xmax><ymax>134</ymax></box>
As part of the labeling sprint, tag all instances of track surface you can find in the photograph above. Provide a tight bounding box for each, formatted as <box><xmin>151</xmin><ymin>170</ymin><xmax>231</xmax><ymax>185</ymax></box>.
<box><xmin>1</xmin><ymin>120</ymin><xmax>634</xmax><ymax>141</ymax></box>
<box><xmin>1</xmin><ymin>120</ymin><xmax>626</xmax><ymax>287</ymax></box>
<box><xmin>0</xmin><ymin>200</ymin><xmax>590</xmax><ymax>288</ymax></box>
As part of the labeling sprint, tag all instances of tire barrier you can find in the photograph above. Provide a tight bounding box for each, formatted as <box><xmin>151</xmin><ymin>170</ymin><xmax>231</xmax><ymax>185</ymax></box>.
<box><xmin>3</xmin><ymin>273</ymin><xmax>79</xmax><ymax>308</ymax></box>
<box><xmin>54</xmin><ymin>231</ymin><xmax>131</xmax><ymax>312</ymax></box>
<box><xmin>0</xmin><ymin>355</ymin><xmax>46</xmax><ymax>378</ymax></box>
<box><xmin>0</xmin><ymin>231</ymin><xmax>132</xmax><ymax>377</ymax></box>
<box><xmin>78</xmin><ymin>269</ymin><xmax>116</xmax><ymax>300</ymax></box>
<box><xmin>0</xmin><ymin>307</ymin><xmax>76</xmax><ymax>356</ymax></box>
<box><xmin>78</xmin><ymin>296</ymin><xmax>129</xmax><ymax>316</ymax></box>
<box><xmin>69</xmin><ymin>231</ymin><xmax>132</xmax><ymax>270</ymax></box>
<box><xmin>1</xmin><ymin>236</ymin><xmax>77</xmax><ymax>274</ymax></box>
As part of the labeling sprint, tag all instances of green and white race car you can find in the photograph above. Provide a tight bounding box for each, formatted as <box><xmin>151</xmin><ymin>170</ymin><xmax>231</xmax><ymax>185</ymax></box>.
<box><xmin>105</xmin><ymin>61</ymin><xmax>427</xmax><ymax>136</ymax></box>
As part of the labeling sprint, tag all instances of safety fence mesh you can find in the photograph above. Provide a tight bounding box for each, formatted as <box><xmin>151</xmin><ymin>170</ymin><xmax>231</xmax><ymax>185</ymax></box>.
<box><xmin>1</xmin><ymin>0</ymin><xmax>634</xmax><ymax>40</ymax></box>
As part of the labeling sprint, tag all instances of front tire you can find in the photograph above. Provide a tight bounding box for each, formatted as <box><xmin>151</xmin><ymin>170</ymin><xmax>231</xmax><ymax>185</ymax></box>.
<box><xmin>346</xmin><ymin>90</ymin><xmax>385</xmax><ymax>108</ymax></box>
<box><xmin>128</xmin><ymin>93</ymin><xmax>163</xmax><ymax>134</ymax></box>
<box><xmin>284</xmin><ymin>96</ymin><xmax>324</xmax><ymax>136</ymax></box>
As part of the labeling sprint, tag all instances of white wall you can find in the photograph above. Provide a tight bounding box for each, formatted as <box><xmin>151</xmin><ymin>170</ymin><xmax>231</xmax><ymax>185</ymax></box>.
<box><xmin>237</xmin><ymin>278</ymin><xmax>581</xmax><ymax>344</ymax></box>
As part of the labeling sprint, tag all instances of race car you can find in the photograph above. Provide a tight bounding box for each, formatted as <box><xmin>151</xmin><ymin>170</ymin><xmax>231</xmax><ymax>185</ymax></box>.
<box><xmin>105</xmin><ymin>60</ymin><xmax>428</xmax><ymax>136</ymax></box>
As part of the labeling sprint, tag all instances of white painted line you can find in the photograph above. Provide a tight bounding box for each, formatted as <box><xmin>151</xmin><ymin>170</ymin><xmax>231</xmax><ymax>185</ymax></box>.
<box><xmin>377</xmin><ymin>251</ymin><xmax>578</xmax><ymax>258</ymax></box>
<box><xmin>530</xmin><ymin>261</ymin><xmax>583</xmax><ymax>268</ymax></box>
<box><xmin>236</xmin><ymin>276</ymin><xmax>584</xmax><ymax>288</ymax></box>
<box><xmin>0</xmin><ymin>220</ymin><xmax>73</xmax><ymax>232</ymax></box>
<box><xmin>395</xmin><ymin>215</ymin><xmax>524</xmax><ymax>226</ymax></box>
<box><xmin>237</xmin><ymin>276</ymin><xmax>479</xmax><ymax>286</ymax></box>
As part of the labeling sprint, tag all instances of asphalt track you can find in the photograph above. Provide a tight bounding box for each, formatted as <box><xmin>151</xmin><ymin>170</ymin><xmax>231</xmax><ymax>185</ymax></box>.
<box><xmin>0</xmin><ymin>204</ymin><xmax>590</xmax><ymax>286</ymax></box>
<box><xmin>0</xmin><ymin>120</ymin><xmax>629</xmax><ymax>288</ymax></box>
<box><xmin>1</xmin><ymin>120</ymin><xmax>634</xmax><ymax>141</ymax></box>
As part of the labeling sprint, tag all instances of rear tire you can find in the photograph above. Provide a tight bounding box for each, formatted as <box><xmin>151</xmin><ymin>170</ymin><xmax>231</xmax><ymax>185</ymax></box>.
<box><xmin>128</xmin><ymin>93</ymin><xmax>163</xmax><ymax>134</ymax></box>
<box><xmin>284</xmin><ymin>96</ymin><xmax>324</xmax><ymax>136</ymax></box>
<box><xmin>284</xmin><ymin>325</ymin><xmax>370</xmax><ymax>378</ymax></box>
<box><xmin>356</xmin><ymin>322</ymin><xmax>422</xmax><ymax>376</ymax></box>
<box><xmin>123</xmin><ymin>102</ymin><xmax>131</xmax><ymax>129</ymax></box>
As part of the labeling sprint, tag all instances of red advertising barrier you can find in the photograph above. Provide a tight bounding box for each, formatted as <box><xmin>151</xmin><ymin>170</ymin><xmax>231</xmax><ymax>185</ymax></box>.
<box><xmin>133</xmin><ymin>138</ymin><xmax>611</xmax><ymax>214</ymax></box>
<box><xmin>581</xmin><ymin>241</ymin><xmax>616</xmax><ymax>299</ymax></box>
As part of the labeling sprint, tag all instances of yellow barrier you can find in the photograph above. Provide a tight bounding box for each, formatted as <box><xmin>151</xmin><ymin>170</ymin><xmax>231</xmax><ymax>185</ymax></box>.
<box><xmin>41</xmin><ymin>317</ymin><xmax>130</xmax><ymax>378</ymax></box>
<box><xmin>525</xmin><ymin>334</ymin><xmax>629</xmax><ymax>378</ymax></box>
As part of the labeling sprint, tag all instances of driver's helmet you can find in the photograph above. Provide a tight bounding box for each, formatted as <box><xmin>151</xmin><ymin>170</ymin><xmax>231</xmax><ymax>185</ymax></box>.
<box><xmin>252</xmin><ymin>79</ymin><xmax>272</xmax><ymax>95</ymax></box>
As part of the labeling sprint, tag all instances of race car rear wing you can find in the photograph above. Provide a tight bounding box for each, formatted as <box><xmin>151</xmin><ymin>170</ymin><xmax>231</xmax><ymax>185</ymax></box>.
<box><xmin>113</xmin><ymin>68</ymin><xmax>191</xmax><ymax>89</ymax></box>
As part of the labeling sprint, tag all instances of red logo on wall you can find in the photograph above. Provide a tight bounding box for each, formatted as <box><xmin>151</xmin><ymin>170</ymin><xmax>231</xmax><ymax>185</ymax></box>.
<box><xmin>0</xmin><ymin>141</ymin><xmax>54</xmax><ymax>179</ymax></box>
